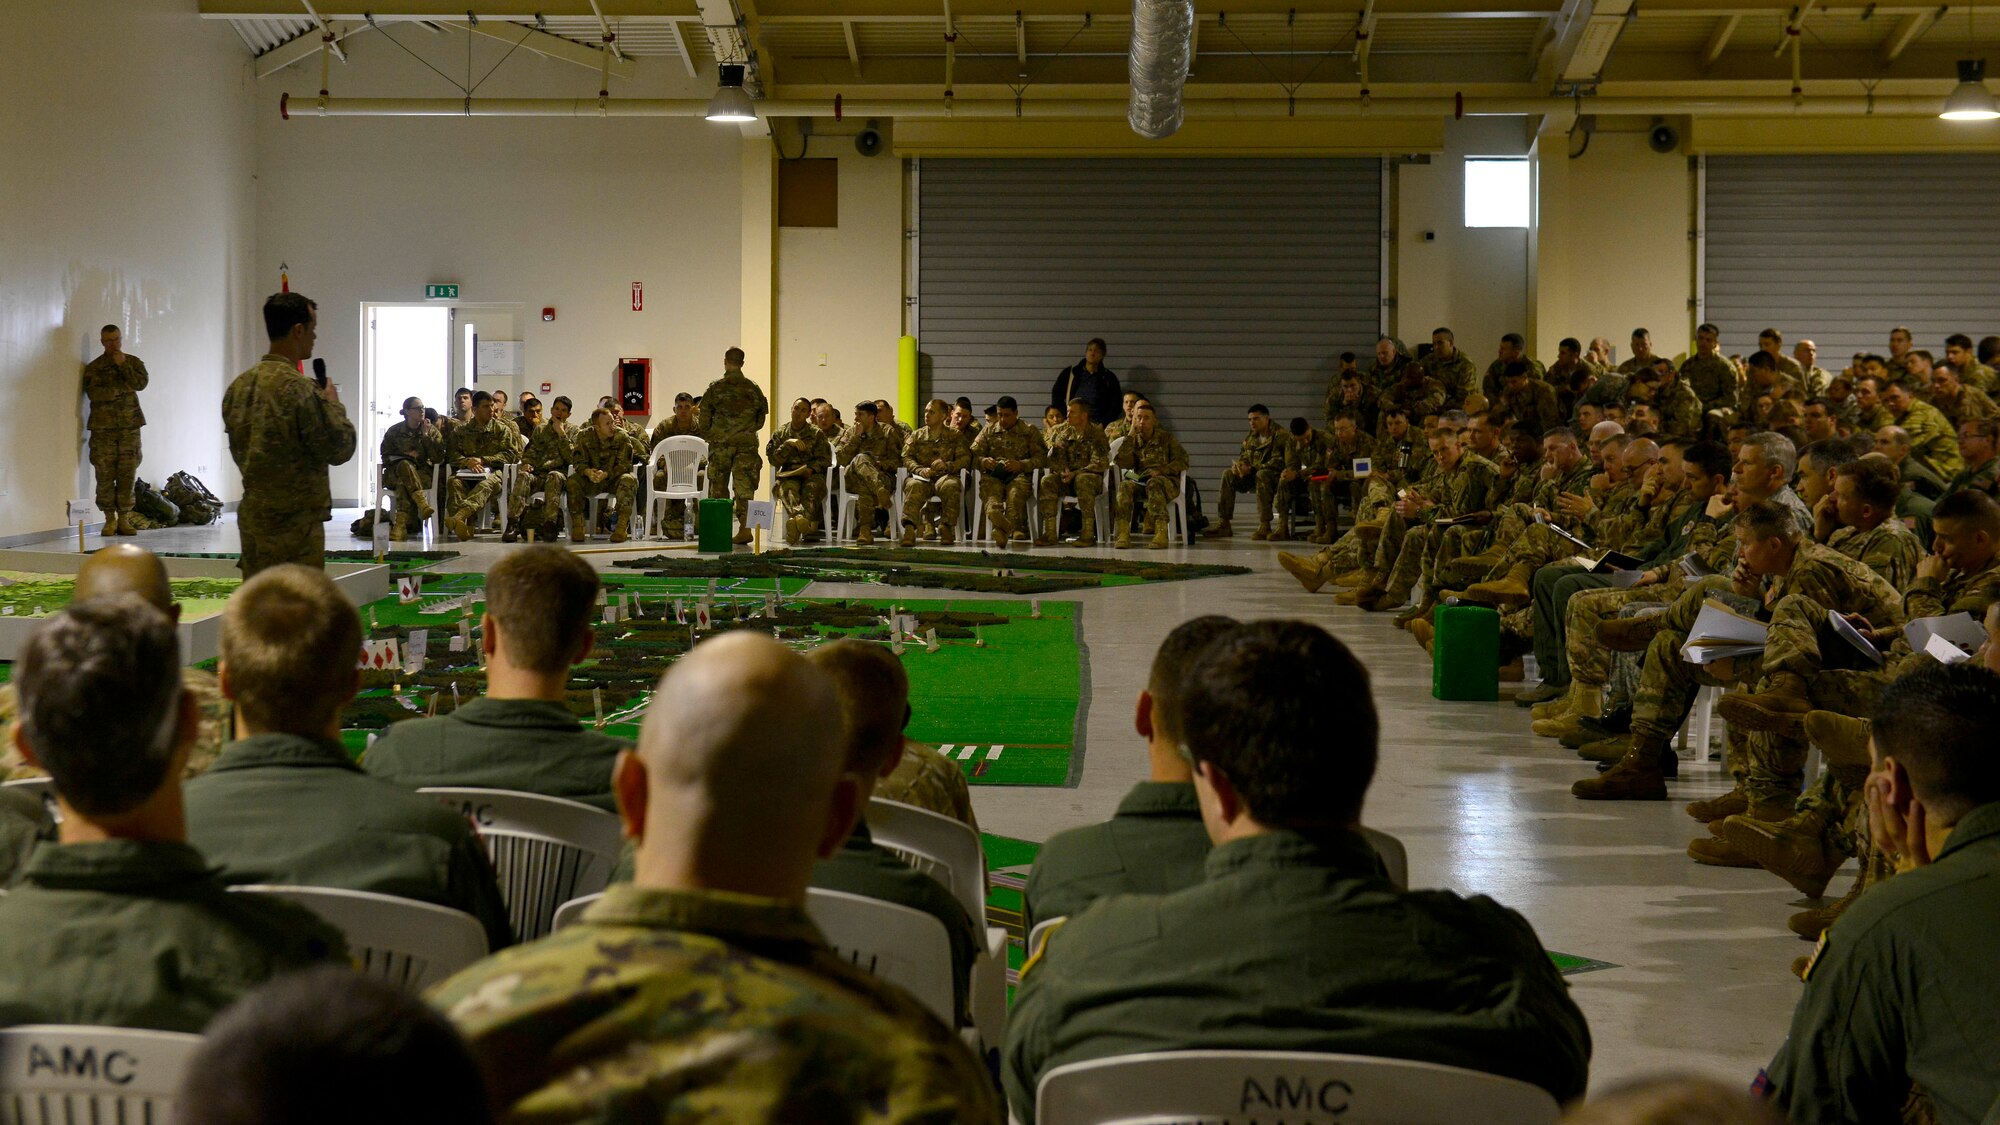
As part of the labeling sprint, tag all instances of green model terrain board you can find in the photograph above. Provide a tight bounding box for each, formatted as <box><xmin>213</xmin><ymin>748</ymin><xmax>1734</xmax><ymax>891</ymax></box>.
<box><xmin>343</xmin><ymin>573</ymin><xmax>1081</xmax><ymax>788</ymax></box>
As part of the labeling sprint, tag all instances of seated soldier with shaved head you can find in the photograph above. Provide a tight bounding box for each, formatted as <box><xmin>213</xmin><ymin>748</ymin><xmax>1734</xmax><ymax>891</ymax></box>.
<box><xmin>433</xmin><ymin>631</ymin><xmax>1001</xmax><ymax>1123</ymax></box>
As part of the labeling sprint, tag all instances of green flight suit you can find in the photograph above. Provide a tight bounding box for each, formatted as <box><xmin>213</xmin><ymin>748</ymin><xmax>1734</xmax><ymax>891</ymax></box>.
<box><xmin>1003</xmin><ymin>830</ymin><xmax>1591</xmax><ymax>1123</ymax></box>
<box><xmin>432</xmin><ymin>882</ymin><xmax>1002</xmax><ymax>1124</ymax></box>
<box><xmin>0</xmin><ymin>840</ymin><xmax>345</xmax><ymax>1031</ymax></box>
<box><xmin>0</xmin><ymin>787</ymin><xmax>51</xmax><ymax>888</ymax></box>
<box><xmin>185</xmin><ymin>733</ymin><xmax>513</xmax><ymax>951</ymax></box>
<box><xmin>1766</xmin><ymin>802</ymin><xmax>2000</xmax><ymax>1125</ymax></box>
<box><xmin>810</xmin><ymin>819</ymin><xmax>979</xmax><ymax>1027</ymax></box>
<box><xmin>1021</xmin><ymin>780</ymin><xmax>1210</xmax><ymax>934</ymax></box>
<box><xmin>361</xmin><ymin>697</ymin><xmax>629</xmax><ymax>813</ymax></box>
<box><xmin>221</xmin><ymin>354</ymin><xmax>356</xmax><ymax>576</ymax></box>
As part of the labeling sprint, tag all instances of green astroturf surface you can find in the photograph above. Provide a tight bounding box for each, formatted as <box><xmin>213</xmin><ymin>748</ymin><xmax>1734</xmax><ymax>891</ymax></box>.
<box><xmin>346</xmin><ymin>574</ymin><xmax>1080</xmax><ymax>788</ymax></box>
<box><xmin>978</xmin><ymin>833</ymin><xmax>1615</xmax><ymax>997</ymax></box>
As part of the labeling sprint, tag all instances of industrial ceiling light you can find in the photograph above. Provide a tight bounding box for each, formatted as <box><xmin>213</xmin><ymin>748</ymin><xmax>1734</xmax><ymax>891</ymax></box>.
<box><xmin>1942</xmin><ymin>59</ymin><xmax>2000</xmax><ymax>120</ymax></box>
<box><xmin>705</xmin><ymin>63</ymin><xmax>757</xmax><ymax>123</ymax></box>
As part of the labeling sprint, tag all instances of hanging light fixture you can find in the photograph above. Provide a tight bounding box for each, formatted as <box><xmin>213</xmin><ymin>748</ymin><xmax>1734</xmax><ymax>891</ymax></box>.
<box><xmin>1942</xmin><ymin>59</ymin><xmax>2000</xmax><ymax>119</ymax></box>
<box><xmin>705</xmin><ymin>63</ymin><xmax>757</xmax><ymax>123</ymax></box>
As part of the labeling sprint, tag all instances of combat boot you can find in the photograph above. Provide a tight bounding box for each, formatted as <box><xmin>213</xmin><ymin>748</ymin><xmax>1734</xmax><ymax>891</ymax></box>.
<box><xmin>1331</xmin><ymin>568</ymin><xmax>1373</xmax><ymax>588</ymax></box>
<box><xmin>1532</xmin><ymin>713</ymin><xmax>1589</xmax><ymax>740</ymax></box>
<box><xmin>388</xmin><ymin>512</ymin><xmax>410</xmax><ymax>543</ymax></box>
<box><xmin>1204</xmin><ymin>520</ymin><xmax>1234</xmax><ymax>539</ymax></box>
<box><xmin>1571</xmin><ymin>734</ymin><xmax>1670</xmax><ymax>801</ymax></box>
<box><xmin>1576</xmin><ymin>734</ymin><xmax>1629</xmax><ymax>762</ymax></box>
<box><xmin>1804</xmin><ymin>710</ymin><xmax>1872</xmax><ymax>770</ymax></box>
<box><xmin>1789</xmin><ymin>876</ymin><xmax>1867</xmax><ymax>941</ymax></box>
<box><xmin>1394</xmin><ymin>596</ymin><xmax>1435</xmax><ymax>628</ymax></box>
<box><xmin>610</xmin><ymin>512</ymin><xmax>631</xmax><ymax>544</ymax></box>
<box><xmin>1451</xmin><ymin>548</ymin><xmax>1505</xmax><ymax>575</ymax></box>
<box><xmin>1251</xmin><ymin>522</ymin><xmax>1270</xmax><ymax>541</ymax></box>
<box><xmin>1597</xmin><ymin>615</ymin><xmax>1665</xmax><ymax>652</ymax></box>
<box><xmin>118</xmin><ymin>512</ymin><xmax>140</xmax><ymax>535</ymax></box>
<box><xmin>1465</xmin><ymin>562</ymin><xmax>1535</xmax><ymax>606</ymax></box>
<box><xmin>1035</xmin><ymin>517</ymin><xmax>1057</xmax><ymax>548</ymax></box>
<box><xmin>1148</xmin><ymin>523</ymin><xmax>1170</xmax><ymax>550</ymax></box>
<box><xmin>1271</xmin><ymin>522</ymin><xmax>1291</xmax><ymax>542</ymax></box>
<box><xmin>1518</xmin><ymin>680</ymin><xmax>1567</xmax><ymax>709</ymax></box>
<box><xmin>1363</xmin><ymin>588</ymin><xmax>1406</xmax><ymax>613</ymax></box>
<box><xmin>446</xmin><ymin>512</ymin><xmax>475</xmax><ymax>542</ymax></box>
<box><xmin>856</xmin><ymin>514</ymin><xmax>876</xmax><ymax>546</ymax></box>
<box><xmin>1715</xmin><ymin>809</ymin><xmax>1842</xmax><ymax>897</ymax></box>
<box><xmin>1685</xmin><ymin>787</ymin><xmax>1749</xmax><ymax>823</ymax></box>
<box><xmin>1278</xmin><ymin>552</ymin><xmax>1328</xmax><ymax>594</ymax></box>
<box><xmin>568</xmin><ymin>521</ymin><xmax>587</xmax><ymax>544</ymax></box>
<box><xmin>1686</xmin><ymin>836</ymin><xmax>1760</xmax><ymax>868</ymax></box>
<box><xmin>940</xmin><ymin>519</ymin><xmax>958</xmax><ymax>546</ymax></box>
<box><xmin>732</xmin><ymin>525</ymin><xmax>753</xmax><ymax>545</ymax></box>
<box><xmin>1076</xmin><ymin>514</ymin><xmax>1096</xmax><ymax>546</ymax></box>
<box><xmin>901</xmin><ymin>524</ymin><xmax>918</xmax><ymax>548</ymax></box>
<box><xmin>1332</xmin><ymin>576</ymin><xmax>1382</xmax><ymax>606</ymax></box>
<box><xmin>1114</xmin><ymin>525</ymin><xmax>1133</xmax><ymax>549</ymax></box>
<box><xmin>502</xmin><ymin>523</ymin><xmax>522</xmax><ymax>543</ymax></box>
<box><xmin>1717</xmin><ymin>673</ymin><xmax>1814</xmax><ymax>736</ymax></box>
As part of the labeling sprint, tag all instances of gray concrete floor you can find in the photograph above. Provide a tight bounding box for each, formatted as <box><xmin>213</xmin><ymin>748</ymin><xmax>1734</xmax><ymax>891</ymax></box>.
<box><xmin>33</xmin><ymin>512</ymin><xmax>1809</xmax><ymax>1094</ymax></box>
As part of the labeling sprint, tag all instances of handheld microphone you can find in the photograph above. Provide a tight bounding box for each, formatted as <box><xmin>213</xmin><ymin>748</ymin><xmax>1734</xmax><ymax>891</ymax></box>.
<box><xmin>312</xmin><ymin>358</ymin><xmax>328</xmax><ymax>388</ymax></box>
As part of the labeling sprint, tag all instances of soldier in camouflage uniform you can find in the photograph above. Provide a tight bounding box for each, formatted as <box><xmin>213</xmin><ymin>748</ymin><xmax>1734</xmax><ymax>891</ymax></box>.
<box><xmin>648</xmin><ymin>391</ymin><xmax>701</xmax><ymax>537</ymax></box>
<box><xmin>1034</xmin><ymin>399</ymin><xmax>1104</xmax><ymax>547</ymax></box>
<box><xmin>878</xmin><ymin>740</ymin><xmax>979</xmax><ymax>832</ymax></box>
<box><xmin>1377</xmin><ymin>362</ymin><xmax>1447</xmax><ymax>440</ymax></box>
<box><xmin>1342</xmin><ymin>422</ymin><xmax>1498</xmax><ymax>614</ymax></box>
<box><xmin>1279</xmin><ymin>417</ymin><xmax>1328</xmax><ymax>542</ymax></box>
<box><xmin>1111</xmin><ymin>401</ymin><xmax>1187</xmax><ymax>550</ymax></box>
<box><xmin>698</xmin><ymin>348</ymin><xmax>770</xmax><ymax>545</ymax></box>
<box><xmin>1679</xmin><ymin>323</ymin><xmax>1738</xmax><ymax>425</ymax></box>
<box><xmin>1616</xmin><ymin>328</ymin><xmax>1665</xmax><ymax>377</ymax></box>
<box><xmin>1494</xmin><ymin>361</ymin><xmax>1562</xmax><ymax>438</ymax></box>
<box><xmin>972</xmin><ymin>396</ymin><xmax>1047</xmax><ymax>547</ymax></box>
<box><xmin>378</xmin><ymin>397</ymin><xmax>445</xmax><ymax>542</ymax></box>
<box><xmin>836</xmin><ymin>403</ymin><xmax>902</xmax><ymax>547</ymax></box>
<box><xmin>82</xmin><ymin>325</ymin><xmax>149</xmax><ymax>537</ymax></box>
<box><xmin>1883</xmin><ymin>380</ymin><xmax>1965</xmax><ymax>479</ymax></box>
<box><xmin>1453</xmin><ymin>431</ymin><xmax>1628</xmax><ymax>602</ymax></box>
<box><xmin>564</xmin><ymin>407</ymin><xmax>641</xmax><ymax>543</ymax></box>
<box><xmin>1480</xmin><ymin>333</ymin><xmax>1546</xmax><ymax>402</ymax></box>
<box><xmin>509</xmin><ymin>395</ymin><xmax>574</xmax><ymax>541</ymax></box>
<box><xmin>1276</xmin><ymin>411</ymin><xmax>1423</xmax><ymax>588</ymax></box>
<box><xmin>768</xmin><ymin>397</ymin><xmax>832</xmax><ymax>544</ymax></box>
<box><xmin>441</xmin><ymin>391</ymin><xmax>522</xmax><ymax>542</ymax></box>
<box><xmin>222</xmin><ymin>294</ymin><xmax>356</xmax><ymax>577</ymax></box>
<box><xmin>900</xmin><ymin>400</ymin><xmax>970</xmax><ymax>547</ymax></box>
<box><xmin>1925</xmin><ymin>364</ymin><xmax>1996</xmax><ymax>429</ymax></box>
<box><xmin>1207</xmin><ymin>405</ymin><xmax>1291</xmax><ymax>540</ymax></box>
<box><xmin>432</xmin><ymin>633</ymin><xmax>1000</xmax><ymax>1125</ymax></box>
<box><xmin>1425</xmin><ymin>328</ymin><xmax>1479</xmax><ymax>408</ymax></box>
<box><xmin>1363</xmin><ymin>335</ymin><xmax>1411</xmax><ymax>393</ymax></box>
<box><xmin>1318</xmin><ymin>412</ymin><xmax>1376</xmax><ymax>541</ymax></box>
<box><xmin>1946</xmin><ymin>418</ymin><xmax>1998</xmax><ymax>496</ymax></box>
<box><xmin>1573</xmin><ymin>501</ymin><xmax>1903</xmax><ymax>805</ymax></box>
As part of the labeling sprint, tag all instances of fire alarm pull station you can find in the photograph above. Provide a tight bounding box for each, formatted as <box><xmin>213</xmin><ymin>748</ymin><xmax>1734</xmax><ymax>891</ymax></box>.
<box><xmin>617</xmin><ymin>358</ymin><xmax>652</xmax><ymax>416</ymax></box>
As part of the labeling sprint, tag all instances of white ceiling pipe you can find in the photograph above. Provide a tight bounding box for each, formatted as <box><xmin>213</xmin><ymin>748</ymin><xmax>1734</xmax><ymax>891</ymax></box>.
<box><xmin>280</xmin><ymin>91</ymin><xmax>1963</xmax><ymax>118</ymax></box>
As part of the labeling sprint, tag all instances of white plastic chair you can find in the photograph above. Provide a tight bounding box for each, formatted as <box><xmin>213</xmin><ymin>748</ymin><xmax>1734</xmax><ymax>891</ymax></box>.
<box><xmin>821</xmin><ymin>462</ymin><xmax>842</xmax><ymax>544</ymax></box>
<box><xmin>551</xmin><ymin>891</ymin><xmax>601</xmax><ymax>932</ymax></box>
<box><xmin>805</xmin><ymin>888</ymin><xmax>956</xmax><ymax>1025</ymax></box>
<box><xmin>892</xmin><ymin>468</ymin><xmax>972</xmax><ymax>544</ymax></box>
<box><xmin>866</xmin><ymin>798</ymin><xmax>1009</xmax><ymax>1052</ymax></box>
<box><xmin>643</xmin><ymin>435</ymin><xmax>707</xmax><ymax>542</ymax></box>
<box><xmin>969</xmin><ymin>469</ymin><xmax>1032</xmax><ymax>547</ymax></box>
<box><xmin>417</xmin><ymin>788</ymin><xmax>623</xmax><ymax>942</ymax></box>
<box><xmin>230</xmin><ymin>885</ymin><xmax>488</xmax><ymax>992</ymax></box>
<box><xmin>1676</xmin><ymin>684</ymin><xmax>1726</xmax><ymax>770</ymax></box>
<box><xmin>0</xmin><ymin>1025</ymin><xmax>202</xmax><ymax>1125</ymax></box>
<box><xmin>372</xmin><ymin>461</ymin><xmax>440</xmax><ymax>546</ymax></box>
<box><xmin>1358</xmin><ymin>827</ymin><xmax>1409</xmax><ymax>890</ymax></box>
<box><xmin>1035</xmin><ymin>1050</ymin><xmax>1562</xmax><ymax>1125</ymax></box>
<box><xmin>448</xmin><ymin>463</ymin><xmax>513</xmax><ymax>535</ymax></box>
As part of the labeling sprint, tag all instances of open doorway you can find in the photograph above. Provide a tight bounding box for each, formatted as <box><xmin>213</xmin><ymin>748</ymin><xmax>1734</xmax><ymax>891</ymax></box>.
<box><xmin>360</xmin><ymin>305</ymin><xmax>453</xmax><ymax>502</ymax></box>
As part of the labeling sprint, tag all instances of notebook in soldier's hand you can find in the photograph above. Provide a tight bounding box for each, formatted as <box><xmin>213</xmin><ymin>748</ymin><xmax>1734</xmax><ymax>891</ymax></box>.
<box><xmin>1903</xmin><ymin>613</ymin><xmax>1985</xmax><ymax>666</ymax></box>
<box><xmin>1681</xmin><ymin>598</ymin><xmax>1767</xmax><ymax>665</ymax></box>
<box><xmin>1827</xmin><ymin>611</ymin><xmax>1887</xmax><ymax>667</ymax></box>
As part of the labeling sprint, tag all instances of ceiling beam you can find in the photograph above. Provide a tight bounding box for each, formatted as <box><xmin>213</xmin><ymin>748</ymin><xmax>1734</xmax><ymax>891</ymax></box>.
<box><xmin>436</xmin><ymin>19</ymin><xmax>639</xmax><ymax>77</ymax></box>
<box><xmin>845</xmin><ymin>18</ymin><xmax>863</xmax><ymax>74</ymax></box>
<box><xmin>1701</xmin><ymin>12</ymin><xmax>1738</xmax><ymax>63</ymax></box>
<box><xmin>1879</xmin><ymin>7</ymin><xmax>1940</xmax><ymax>62</ymax></box>
<box><xmin>254</xmin><ymin>20</ymin><xmax>367</xmax><ymax>76</ymax></box>
<box><xmin>667</xmin><ymin>16</ymin><xmax>699</xmax><ymax>75</ymax></box>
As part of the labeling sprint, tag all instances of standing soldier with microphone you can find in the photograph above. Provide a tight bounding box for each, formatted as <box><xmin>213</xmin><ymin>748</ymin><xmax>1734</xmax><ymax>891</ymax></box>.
<box><xmin>222</xmin><ymin>293</ymin><xmax>356</xmax><ymax>577</ymax></box>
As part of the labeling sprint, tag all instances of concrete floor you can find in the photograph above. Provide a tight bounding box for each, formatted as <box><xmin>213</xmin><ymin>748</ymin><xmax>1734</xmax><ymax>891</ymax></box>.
<box><xmin>33</xmin><ymin>512</ymin><xmax>1812</xmax><ymax>1094</ymax></box>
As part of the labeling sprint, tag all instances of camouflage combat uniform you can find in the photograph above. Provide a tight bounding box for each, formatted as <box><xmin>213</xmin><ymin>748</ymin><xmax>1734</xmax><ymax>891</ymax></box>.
<box><xmin>1214</xmin><ymin>426</ymin><xmax>1292</xmax><ymax>532</ymax></box>
<box><xmin>222</xmin><ymin>354</ymin><xmax>356</xmax><ymax>576</ymax></box>
<box><xmin>379</xmin><ymin>418</ymin><xmax>446</xmax><ymax>538</ymax></box>
<box><xmin>838</xmin><ymin>424</ymin><xmax>904</xmax><ymax>543</ymax></box>
<box><xmin>1894</xmin><ymin>399</ymin><xmax>1965</xmax><ymax>479</ymax></box>
<box><xmin>445</xmin><ymin>416</ymin><xmax>522</xmax><ymax>528</ymax></box>
<box><xmin>512</xmin><ymin>417</ymin><xmax>574</xmax><ymax>536</ymax></box>
<box><xmin>1828</xmin><ymin>518</ymin><xmax>1924</xmax><ymax>590</ymax></box>
<box><xmin>1036</xmin><ymin>421</ymin><xmax>1108</xmax><ymax>544</ymax></box>
<box><xmin>1679</xmin><ymin>353</ymin><xmax>1738</xmax><ymax>420</ymax></box>
<box><xmin>900</xmin><ymin>424</ymin><xmax>970</xmax><ymax>545</ymax></box>
<box><xmin>972</xmin><ymin>421</ymin><xmax>1047</xmax><ymax>542</ymax></box>
<box><xmin>698</xmin><ymin>369</ymin><xmax>770</xmax><ymax>533</ymax></box>
<box><xmin>433</xmin><ymin>883</ymin><xmax>1002</xmax><ymax>1124</ymax></box>
<box><xmin>1</xmin><ymin>667</ymin><xmax>230</xmax><ymax>781</ymax></box>
<box><xmin>1376</xmin><ymin>375</ymin><xmax>1447</xmax><ymax>439</ymax></box>
<box><xmin>878</xmin><ymin>740</ymin><xmax>979</xmax><ymax>833</ymax></box>
<box><xmin>1427</xmin><ymin>351</ymin><xmax>1479</xmax><ymax>407</ymax></box>
<box><xmin>82</xmin><ymin>351</ymin><xmax>148</xmax><ymax>529</ymax></box>
<box><xmin>1373</xmin><ymin>453</ymin><xmax>1499</xmax><ymax>601</ymax></box>
<box><xmin>1653</xmin><ymin>378</ymin><xmax>1705</xmax><ymax>442</ymax></box>
<box><xmin>1496</xmin><ymin>379</ymin><xmax>1563</xmax><ymax>438</ymax></box>
<box><xmin>1111</xmin><ymin>426</ymin><xmax>1188</xmax><ymax>548</ymax></box>
<box><xmin>1279</xmin><ymin>426</ymin><xmax>1330</xmax><ymax>537</ymax></box>
<box><xmin>767</xmin><ymin>419</ymin><xmax>832</xmax><ymax>541</ymax></box>
<box><xmin>565</xmin><ymin>425</ymin><xmax>642</xmax><ymax>538</ymax></box>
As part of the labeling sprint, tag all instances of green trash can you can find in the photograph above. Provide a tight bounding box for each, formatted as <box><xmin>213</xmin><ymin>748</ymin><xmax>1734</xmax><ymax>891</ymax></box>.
<box><xmin>697</xmin><ymin>498</ymin><xmax>734</xmax><ymax>554</ymax></box>
<box><xmin>1432</xmin><ymin>603</ymin><xmax>1500</xmax><ymax>701</ymax></box>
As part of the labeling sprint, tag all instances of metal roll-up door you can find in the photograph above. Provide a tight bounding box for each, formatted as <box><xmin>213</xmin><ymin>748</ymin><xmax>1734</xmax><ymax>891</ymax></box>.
<box><xmin>917</xmin><ymin>157</ymin><xmax>1382</xmax><ymax>490</ymax></box>
<box><xmin>1704</xmin><ymin>154</ymin><xmax>2000</xmax><ymax>362</ymax></box>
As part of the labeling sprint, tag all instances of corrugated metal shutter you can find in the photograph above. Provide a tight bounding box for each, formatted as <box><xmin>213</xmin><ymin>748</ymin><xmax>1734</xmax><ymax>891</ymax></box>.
<box><xmin>1704</xmin><ymin>154</ymin><xmax>2000</xmax><ymax>362</ymax></box>
<box><xmin>917</xmin><ymin>157</ymin><xmax>1382</xmax><ymax>489</ymax></box>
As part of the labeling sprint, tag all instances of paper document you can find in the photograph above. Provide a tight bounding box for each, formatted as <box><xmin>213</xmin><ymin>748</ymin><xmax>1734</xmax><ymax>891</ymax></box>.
<box><xmin>1827</xmin><ymin>611</ymin><xmax>1886</xmax><ymax>667</ymax></box>
<box><xmin>1905</xmin><ymin>613</ymin><xmax>1984</xmax><ymax>664</ymax></box>
<box><xmin>1681</xmin><ymin>598</ymin><xmax>1767</xmax><ymax>665</ymax></box>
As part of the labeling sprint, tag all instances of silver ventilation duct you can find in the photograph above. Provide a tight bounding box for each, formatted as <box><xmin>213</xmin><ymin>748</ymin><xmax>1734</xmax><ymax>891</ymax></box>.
<box><xmin>1127</xmin><ymin>0</ymin><xmax>1194</xmax><ymax>139</ymax></box>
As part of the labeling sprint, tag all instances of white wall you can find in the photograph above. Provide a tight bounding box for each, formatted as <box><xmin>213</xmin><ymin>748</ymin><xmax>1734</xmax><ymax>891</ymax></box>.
<box><xmin>0</xmin><ymin>0</ymin><xmax>256</xmax><ymax>537</ymax></box>
<box><xmin>774</xmin><ymin>133</ymin><xmax>906</xmax><ymax>422</ymax></box>
<box><xmin>1393</xmin><ymin>116</ymin><xmax>1533</xmax><ymax>364</ymax></box>
<box><xmin>257</xmin><ymin>36</ymin><xmax>744</xmax><ymax>500</ymax></box>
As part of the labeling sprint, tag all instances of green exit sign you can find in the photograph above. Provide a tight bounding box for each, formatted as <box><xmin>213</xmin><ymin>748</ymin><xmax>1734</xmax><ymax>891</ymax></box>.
<box><xmin>424</xmin><ymin>284</ymin><xmax>460</xmax><ymax>300</ymax></box>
